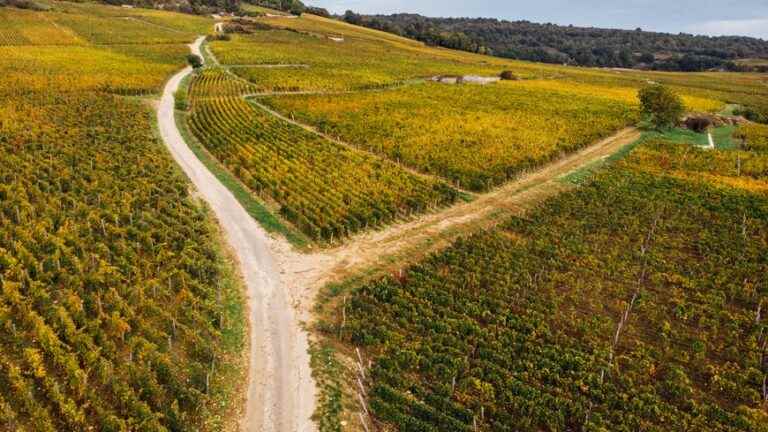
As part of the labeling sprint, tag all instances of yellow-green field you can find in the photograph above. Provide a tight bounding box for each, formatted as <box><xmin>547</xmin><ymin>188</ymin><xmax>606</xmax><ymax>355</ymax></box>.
<box><xmin>264</xmin><ymin>81</ymin><xmax>638</xmax><ymax>190</ymax></box>
<box><xmin>186</xmin><ymin>69</ymin><xmax>459</xmax><ymax>241</ymax></box>
<box><xmin>0</xmin><ymin>1</ymin><xmax>210</xmax><ymax>45</ymax></box>
<box><xmin>209</xmin><ymin>30</ymin><xmax>506</xmax><ymax>92</ymax></box>
<box><xmin>207</xmin><ymin>13</ymin><xmax>764</xmax><ymax>194</ymax></box>
<box><xmin>0</xmin><ymin>4</ymin><xmax>249</xmax><ymax>431</ymax></box>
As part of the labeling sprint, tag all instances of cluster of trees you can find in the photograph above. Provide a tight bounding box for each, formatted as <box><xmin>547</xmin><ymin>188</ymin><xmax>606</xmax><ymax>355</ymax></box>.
<box><xmin>242</xmin><ymin>0</ymin><xmax>328</xmax><ymax>16</ymax></box>
<box><xmin>341</xmin><ymin>138</ymin><xmax>768</xmax><ymax>431</ymax></box>
<box><xmin>341</xmin><ymin>12</ymin><xmax>768</xmax><ymax>72</ymax></box>
<box><xmin>0</xmin><ymin>0</ymin><xmax>47</xmax><ymax>9</ymax></box>
<box><xmin>244</xmin><ymin>0</ymin><xmax>305</xmax><ymax>15</ymax></box>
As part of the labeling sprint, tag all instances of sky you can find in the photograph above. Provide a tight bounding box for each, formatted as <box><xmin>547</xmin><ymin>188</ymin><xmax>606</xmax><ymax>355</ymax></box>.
<box><xmin>309</xmin><ymin>0</ymin><xmax>768</xmax><ymax>39</ymax></box>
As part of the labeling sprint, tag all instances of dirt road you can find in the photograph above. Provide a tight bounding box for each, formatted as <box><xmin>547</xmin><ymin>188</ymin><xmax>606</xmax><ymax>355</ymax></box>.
<box><xmin>163</xmin><ymin>35</ymin><xmax>641</xmax><ymax>432</ymax></box>
<box><xmin>277</xmin><ymin>128</ymin><xmax>642</xmax><ymax>313</ymax></box>
<box><xmin>157</xmin><ymin>37</ymin><xmax>317</xmax><ymax>432</ymax></box>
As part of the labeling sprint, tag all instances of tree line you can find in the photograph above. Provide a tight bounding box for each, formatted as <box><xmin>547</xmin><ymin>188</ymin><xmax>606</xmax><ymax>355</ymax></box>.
<box><xmin>341</xmin><ymin>12</ymin><xmax>768</xmax><ymax>72</ymax></box>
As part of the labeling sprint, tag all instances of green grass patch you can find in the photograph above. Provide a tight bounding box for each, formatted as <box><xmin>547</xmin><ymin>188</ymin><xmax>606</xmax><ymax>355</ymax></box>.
<box><xmin>199</xmin><ymin>214</ymin><xmax>248</xmax><ymax>432</ymax></box>
<box><xmin>644</xmin><ymin>126</ymin><xmax>736</xmax><ymax>149</ymax></box>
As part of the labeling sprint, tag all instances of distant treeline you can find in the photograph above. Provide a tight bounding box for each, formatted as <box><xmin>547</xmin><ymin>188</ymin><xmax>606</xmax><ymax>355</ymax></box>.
<box><xmin>241</xmin><ymin>0</ymin><xmax>329</xmax><ymax>16</ymax></box>
<box><xmin>340</xmin><ymin>12</ymin><xmax>768</xmax><ymax>72</ymax></box>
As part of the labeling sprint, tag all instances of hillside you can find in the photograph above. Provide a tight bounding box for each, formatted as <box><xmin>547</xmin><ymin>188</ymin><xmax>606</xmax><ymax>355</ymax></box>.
<box><xmin>204</xmin><ymin>12</ymin><xmax>768</xmax><ymax>431</ymax></box>
<box><xmin>332</xmin><ymin>128</ymin><xmax>768</xmax><ymax>431</ymax></box>
<box><xmin>341</xmin><ymin>12</ymin><xmax>768</xmax><ymax>72</ymax></box>
<box><xmin>3</xmin><ymin>3</ymin><xmax>768</xmax><ymax>432</ymax></box>
<box><xmin>0</xmin><ymin>3</ymin><xmax>247</xmax><ymax>431</ymax></box>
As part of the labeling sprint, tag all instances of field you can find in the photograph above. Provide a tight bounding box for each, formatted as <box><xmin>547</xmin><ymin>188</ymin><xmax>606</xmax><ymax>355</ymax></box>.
<box><xmin>0</xmin><ymin>43</ymin><xmax>189</xmax><ymax>96</ymax></box>
<box><xmin>209</xmin><ymin>13</ymin><xmax>759</xmax><ymax>195</ymax></box>
<box><xmin>0</xmin><ymin>2</ymin><xmax>210</xmax><ymax>46</ymax></box>
<box><xmin>0</xmin><ymin>4</ymin><xmax>248</xmax><ymax>431</ymax></box>
<box><xmin>0</xmin><ymin>2</ymin><xmax>209</xmax><ymax>96</ymax></box>
<box><xmin>5</xmin><ymin>2</ymin><xmax>768</xmax><ymax>431</ymax></box>
<box><xmin>264</xmin><ymin>80</ymin><xmax>724</xmax><ymax>191</ymax></box>
<box><xmin>186</xmin><ymin>69</ymin><xmax>459</xmax><ymax>241</ymax></box>
<box><xmin>209</xmin><ymin>30</ymin><xmax>506</xmax><ymax>92</ymax></box>
<box><xmin>327</xmin><ymin>133</ymin><xmax>768</xmax><ymax>431</ymax></box>
<box><xmin>740</xmin><ymin>123</ymin><xmax>768</xmax><ymax>152</ymax></box>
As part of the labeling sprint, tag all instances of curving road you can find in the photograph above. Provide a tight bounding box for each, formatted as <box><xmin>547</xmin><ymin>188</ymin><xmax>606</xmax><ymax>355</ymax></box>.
<box><xmin>157</xmin><ymin>36</ymin><xmax>317</xmax><ymax>432</ymax></box>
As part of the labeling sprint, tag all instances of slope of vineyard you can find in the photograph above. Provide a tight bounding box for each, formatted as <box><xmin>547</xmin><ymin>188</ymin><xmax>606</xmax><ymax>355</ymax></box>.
<box><xmin>210</xmin><ymin>13</ymin><xmax>768</xmax><ymax>106</ymax></box>
<box><xmin>186</xmin><ymin>69</ymin><xmax>459</xmax><ymax>242</ymax></box>
<box><xmin>740</xmin><ymin>123</ymin><xmax>768</xmax><ymax>153</ymax></box>
<box><xmin>0</xmin><ymin>43</ymin><xmax>189</xmax><ymax>95</ymax></box>
<box><xmin>264</xmin><ymin>81</ymin><xmax>725</xmax><ymax>191</ymax></box>
<box><xmin>327</xmin><ymin>136</ymin><xmax>768</xmax><ymax>431</ymax></box>
<box><xmin>0</xmin><ymin>2</ymin><xmax>210</xmax><ymax>46</ymax></box>
<box><xmin>209</xmin><ymin>29</ymin><xmax>507</xmax><ymax>92</ymax></box>
<box><xmin>208</xmin><ymin>13</ymin><xmax>765</xmax><ymax>196</ymax></box>
<box><xmin>1</xmin><ymin>4</ymin><xmax>245</xmax><ymax>431</ymax></box>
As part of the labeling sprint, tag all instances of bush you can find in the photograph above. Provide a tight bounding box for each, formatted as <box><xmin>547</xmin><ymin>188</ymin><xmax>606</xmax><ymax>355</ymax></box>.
<box><xmin>186</xmin><ymin>54</ymin><xmax>203</xmax><ymax>69</ymax></box>
<box><xmin>684</xmin><ymin>116</ymin><xmax>712</xmax><ymax>133</ymax></box>
<box><xmin>306</xmin><ymin>6</ymin><xmax>330</xmax><ymax>17</ymax></box>
<box><xmin>638</xmin><ymin>84</ymin><xmax>685</xmax><ymax>130</ymax></box>
<box><xmin>499</xmin><ymin>70</ymin><xmax>518</xmax><ymax>80</ymax></box>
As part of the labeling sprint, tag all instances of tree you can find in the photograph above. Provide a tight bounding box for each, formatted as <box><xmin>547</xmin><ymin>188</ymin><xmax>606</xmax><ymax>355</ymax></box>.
<box><xmin>638</xmin><ymin>84</ymin><xmax>685</xmax><ymax>130</ymax></box>
<box><xmin>186</xmin><ymin>54</ymin><xmax>203</xmax><ymax>69</ymax></box>
<box><xmin>499</xmin><ymin>71</ymin><xmax>518</xmax><ymax>80</ymax></box>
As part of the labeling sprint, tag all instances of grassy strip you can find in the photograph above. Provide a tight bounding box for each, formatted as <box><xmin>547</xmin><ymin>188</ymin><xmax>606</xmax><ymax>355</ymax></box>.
<box><xmin>559</xmin><ymin>131</ymin><xmax>646</xmax><ymax>185</ymax></box>
<box><xmin>175</xmin><ymin>72</ymin><xmax>311</xmax><ymax>250</ymax></box>
<box><xmin>199</xmin><ymin>214</ymin><xmax>248</xmax><ymax>432</ymax></box>
<box><xmin>311</xmin><ymin>273</ymin><xmax>384</xmax><ymax>432</ymax></box>
<box><xmin>309</xmin><ymin>341</ymin><xmax>345</xmax><ymax>432</ymax></box>
<box><xmin>200</xmin><ymin>38</ymin><xmax>219</xmax><ymax>66</ymax></box>
<box><xmin>641</xmin><ymin>125</ymin><xmax>737</xmax><ymax>149</ymax></box>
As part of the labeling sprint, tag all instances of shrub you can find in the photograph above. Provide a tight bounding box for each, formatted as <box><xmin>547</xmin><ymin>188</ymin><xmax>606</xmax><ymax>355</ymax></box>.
<box><xmin>734</xmin><ymin>106</ymin><xmax>768</xmax><ymax>124</ymax></box>
<box><xmin>684</xmin><ymin>116</ymin><xmax>712</xmax><ymax>133</ymax></box>
<box><xmin>499</xmin><ymin>70</ymin><xmax>518</xmax><ymax>80</ymax></box>
<box><xmin>187</xmin><ymin>54</ymin><xmax>203</xmax><ymax>69</ymax></box>
<box><xmin>638</xmin><ymin>84</ymin><xmax>685</xmax><ymax>130</ymax></box>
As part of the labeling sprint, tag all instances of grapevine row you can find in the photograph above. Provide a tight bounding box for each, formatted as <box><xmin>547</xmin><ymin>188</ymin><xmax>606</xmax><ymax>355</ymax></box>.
<box><xmin>187</xmin><ymin>69</ymin><xmax>459</xmax><ymax>241</ymax></box>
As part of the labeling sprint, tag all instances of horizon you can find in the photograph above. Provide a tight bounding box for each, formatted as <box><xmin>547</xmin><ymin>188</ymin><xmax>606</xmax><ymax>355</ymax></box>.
<box><xmin>309</xmin><ymin>0</ymin><xmax>768</xmax><ymax>40</ymax></box>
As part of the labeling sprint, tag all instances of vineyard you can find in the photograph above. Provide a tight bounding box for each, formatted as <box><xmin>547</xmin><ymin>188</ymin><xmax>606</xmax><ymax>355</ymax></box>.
<box><xmin>264</xmin><ymin>81</ymin><xmax>639</xmax><ymax>191</ymax></box>
<box><xmin>331</xmin><ymin>135</ymin><xmax>768</xmax><ymax>431</ymax></box>
<box><xmin>210</xmin><ymin>12</ymin><xmax>768</xmax><ymax>109</ymax></box>
<box><xmin>0</xmin><ymin>3</ymin><xmax>202</xmax><ymax>97</ymax></box>
<box><xmin>209</xmin><ymin>30</ymin><xmax>506</xmax><ymax>92</ymax></box>
<box><xmin>0</xmin><ymin>2</ymin><xmax>209</xmax><ymax>46</ymax></box>
<box><xmin>186</xmin><ymin>69</ymin><xmax>459</xmax><ymax>241</ymax></box>
<box><xmin>4</xmin><ymin>2</ymin><xmax>768</xmax><ymax>431</ymax></box>
<box><xmin>0</xmin><ymin>3</ymin><xmax>248</xmax><ymax>431</ymax></box>
<box><xmin>741</xmin><ymin>123</ymin><xmax>768</xmax><ymax>153</ymax></box>
<box><xmin>0</xmin><ymin>90</ymin><xmax>244</xmax><ymax>431</ymax></box>
<box><xmin>214</xmin><ymin>13</ymin><xmax>760</xmax><ymax>195</ymax></box>
<box><xmin>0</xmin><ymin>43</ymin><xmax>189</xmax><ymax>96</ymax></box>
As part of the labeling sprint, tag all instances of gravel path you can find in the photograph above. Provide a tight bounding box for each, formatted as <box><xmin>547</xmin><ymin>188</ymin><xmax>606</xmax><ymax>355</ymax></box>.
<box><xmin>157</xmin><ymin>36</ymin><xmax>317</xmax><ymax>432</ymax></box>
